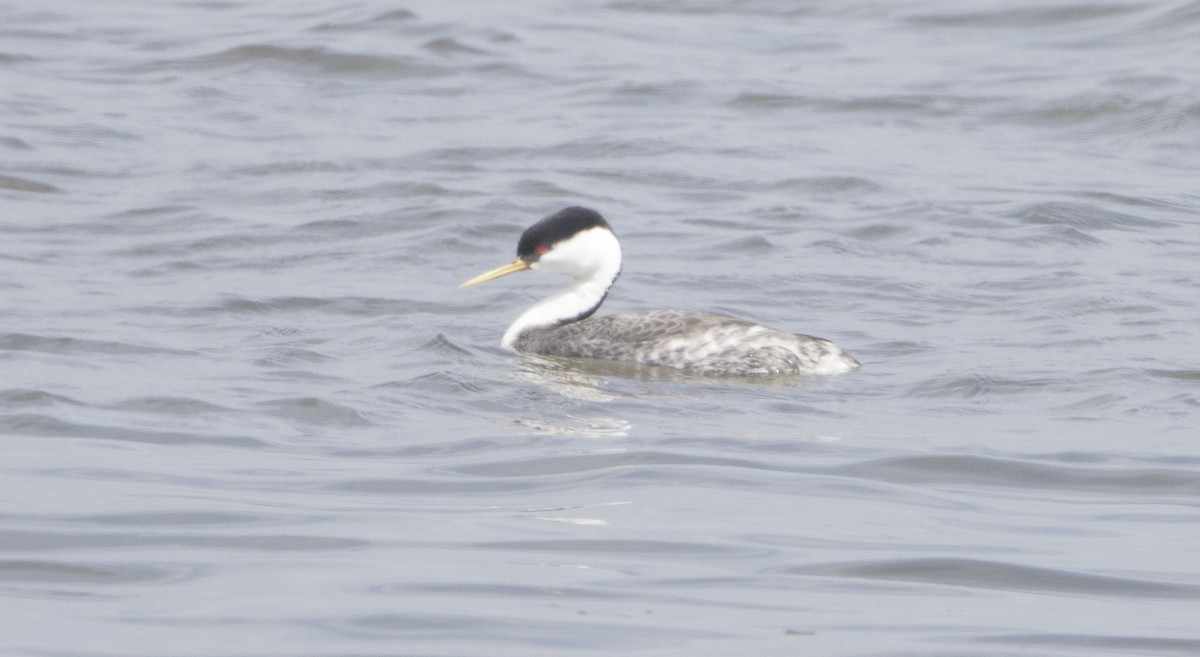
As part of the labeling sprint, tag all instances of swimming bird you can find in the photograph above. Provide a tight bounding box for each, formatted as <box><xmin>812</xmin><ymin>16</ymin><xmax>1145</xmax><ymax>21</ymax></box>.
<box><xmin>461</xmin><ymin>207</ymin><xmax>860</xmax><ymax>376</ymax></box>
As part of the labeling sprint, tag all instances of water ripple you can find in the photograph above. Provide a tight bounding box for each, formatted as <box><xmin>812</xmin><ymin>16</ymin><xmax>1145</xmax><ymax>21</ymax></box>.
<box><xmin>0</xmin><ymin>333</ymin><xmax>191</xmax><ymax>357</ymax></box>
<box><xmin>0</xmin><ymin>414</ymin><xmax>264</xmax><ymax>448</ymax></box>
<box><xmin>0</xmin><ymin>559</ymin><xmax>188</xmax><ymax>586</ymax></box>
<box><xmin>831</xmin><ymin>455</ymin><xmax>1200</xmax><ymax>497</ymax></box>
<box><xmin>977</xmin><ymin>633</ymin><xmax>1200</xmax><ymax>655</ymax></box>
<box><xmin>791</xmin><ymin>557</ymin><xmax>1200</xmax><ymax>599</ymax></box>
<box><xmin>159</xmin><ymin>44</ymin><xmax>452</xmax><ymax>79</ymax></box>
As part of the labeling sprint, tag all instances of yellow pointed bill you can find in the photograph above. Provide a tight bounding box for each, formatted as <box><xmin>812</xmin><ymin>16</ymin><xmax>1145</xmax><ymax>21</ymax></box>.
<box><xmin>459</xmin><ymin>259</ymin><xmax>531</xmax><ymax>288</ymax></box>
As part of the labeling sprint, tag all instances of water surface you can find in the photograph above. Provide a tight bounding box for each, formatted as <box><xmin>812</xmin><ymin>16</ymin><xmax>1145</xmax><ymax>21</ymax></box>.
<box><xmin>2</xmin><ymin>1</ymin><xmax>1199</xmax><ymax>655</ymax></box>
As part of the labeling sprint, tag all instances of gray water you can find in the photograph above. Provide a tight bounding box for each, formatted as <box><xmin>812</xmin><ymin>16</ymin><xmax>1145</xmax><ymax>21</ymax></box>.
<box><xmin>3</xmin><ymin>0</ymin><xmax>1200</xmax><ymax>655</ymax></box>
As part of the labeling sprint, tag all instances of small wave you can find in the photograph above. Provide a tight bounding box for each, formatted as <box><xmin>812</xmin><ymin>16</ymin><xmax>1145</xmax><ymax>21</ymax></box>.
<box><xmin>908</xmin><ymin>374</ymin><xmax>1057</xmax><ymax>398</ymax></box>
<box><xmin>1147</xmin><ymin>368</ymin><xmax>1200</xmax><ymax>382</ymax></box>
<box><xmin>0</xmin><ymin>559</ymin><xmax>186</xmax><ymax>585</ymax></box>
<box><xmin>905</xmin><ymin>4</ymin><xmax>1142</xmax><ymax>29</ymax></box>
<box><xmin>158</xmin><ymin>44</ymin><xmax>451</xmax><ymax>79</ymax></box>
<box><xmin>767</xmin><ymin>175</ymin><xmax>887</xmax><ymax>195</ymax></box>
<box><xmin>452</xmin><ymin>450</ymin><xmax>764</xmax><ymax>478</ymax></box>
<box><xmin>377</xmin><ymin>371</ymin><xmax>490</xmax><ymax>398</ymax></box>
<box><xmin>0</xmin><ymin>332</ymin><xmax>191</xmax><ymax>357</ymax></box>
<box><xmin>728</xmin><ymin>92</ymin><xmax>983</xmax><ymax>117</ymax></box>
<box><xmin>254</xmin><ymin>347</ymin><xmax>332</xmax><ymax>368</ymax></box>
<box><xmin>5</xmin><ymin>527</ymin><xmax>364</xmax><ymax>552</ymax></box>
<box><xmin>831</xmin><ymin>454</ymin><xmax>1200</xmax><ymax>497</ymax></box>
<box><xmin>314</xmin><ymin>180</ymin><xmax>465</xmax><ymax>203</ymax></box>
<box><xmin>0</xmin><ymin>174</ymin><xmax>61</xmax><ymax>194</ymax></box>
<box><xmin>325</xmin><ymin>608</ymin><xmax>717</xmax><ymax>647</ymax></box>
<box><xmin>259</xmin><ymin>396</ymin><xmax>371</xmax><ymax>427</ymax></box>
<box><xmin>422</xmin><ymin>37</ymin><xmax>491</xmax><ymax>57</ymax></box>
<box><xmin>610</xmin><ymin>0</ymin><xmax>815</xmax><ymax>18</ymax></box>
<box><xmin>106</xmin><ymin>396</ymin><xmax>231</xmax><ymax>415</ymax></box>
<box><xmin>479</xmin><ymin>537</ymin><xmax>750</xmax><ymax>557</ymax></box>
<box><xmin>1011</xmin><ymin>201</ymin><xmax>1175</xmax><ymax>231</ymax></box>
<box><xmin>991</xmin><ymin>93</ymin><xmax>1200</xmax><ymax>142</ymax></box>
<box><xmin>0</xmin><ymin>389</ymin><xmax>85</xmax><ymax>408</ymax></box>
<box><xmin>508</xmin><ymin>178</ymin><xmax>588</xmax><ymax>198</ymax></box>
<box><xmin>309</xmin><ymin>9</ymin><xmax>417</xmax><ymax>33</ymax></box>
<box><xmin>0</xmin><ymin>413</ymin><xmax>264</xmax><ymax>447</ymax></box>
<box><xmin>209</xmin><ymin>295</ymin><xmax>426</xmax><ymax>317</ymax></box>
<box><xmin>977</xmin><ymin>632</ymin><xmax>1200</xmax><ymax>655</ymax></box>
<box><xmin>791</xmin><ymin>557</ymin><xmax>1200</xmax><ymax>598</ymax></box>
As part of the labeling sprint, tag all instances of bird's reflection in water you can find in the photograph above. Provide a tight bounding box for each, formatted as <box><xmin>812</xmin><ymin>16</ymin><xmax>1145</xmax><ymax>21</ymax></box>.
<box><xmin>509</xmin><ymin>354</ymin><xmax>633</xmax><ymax>438</ymax></box>
<box><xmin>506</xmin><ymin>352</ymin><xmax>831</xmax><ymax>439</ymax></box>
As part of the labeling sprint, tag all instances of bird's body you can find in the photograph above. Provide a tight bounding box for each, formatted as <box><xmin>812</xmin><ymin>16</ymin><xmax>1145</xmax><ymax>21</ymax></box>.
<box><xmin>512</xmin><ymin>309</ymin><xmax>857</xmax><ymax>376</ymax></box>
<box><xmin>461</xmin><ymin>207</ymin><xmax>860</xmax><ymax>376</ymax></box>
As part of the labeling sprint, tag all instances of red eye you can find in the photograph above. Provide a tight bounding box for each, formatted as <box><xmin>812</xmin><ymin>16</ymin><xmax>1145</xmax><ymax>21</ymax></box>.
<box><xmin>536</xmin><ymin>245</ymin><xmax>550</xmax><ymax>255</ymax></box>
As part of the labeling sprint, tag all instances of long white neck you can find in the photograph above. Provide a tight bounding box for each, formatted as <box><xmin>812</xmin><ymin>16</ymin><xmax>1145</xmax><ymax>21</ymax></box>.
<box><xmin>501</xmin><ymin>227</ymin><xmax>622</xmax><ymax>350</ymax></box>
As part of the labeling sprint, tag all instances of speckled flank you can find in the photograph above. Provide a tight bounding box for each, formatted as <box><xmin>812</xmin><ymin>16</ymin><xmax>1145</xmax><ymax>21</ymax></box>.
<box><xmin>512</xmin><ymin>309</ymin><xmax>860</xmax><ymax>376</ymax></box>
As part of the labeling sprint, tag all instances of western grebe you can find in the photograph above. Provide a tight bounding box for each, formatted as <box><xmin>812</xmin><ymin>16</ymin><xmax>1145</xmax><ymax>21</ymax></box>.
<box><xmin>461</xmin><ymin>206</ymin><xmax>860</xmax><ymax>376</ymax></box>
